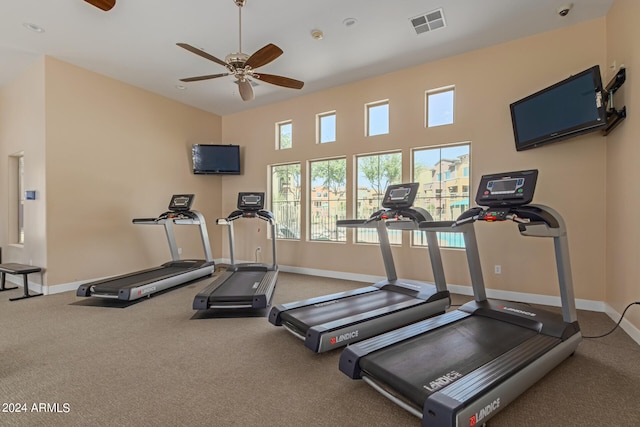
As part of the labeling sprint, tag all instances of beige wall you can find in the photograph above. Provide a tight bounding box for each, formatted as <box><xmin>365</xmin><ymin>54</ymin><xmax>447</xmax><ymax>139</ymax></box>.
<box><xmin>605</xmin><ymin>0</ymin><xmax>639</xmax><ymax>328</ymax></box>
<box><xmin>0</xmin><ymin>58</ymin><xmax>47</xmax><ymax>285</ymax></box>
<box><xmin>1</xmin><ymin>57</ymin><xmax>224</xmax><ymax>287</ymax></box>
<box><xmin>222</xmin><ymin>19</ymin><xmax>608</xmax><ymax>302</ymax></box>
<box><xmin>0</xmin><ymin>4</ymin><xmax>636</xmax><ymax>334</ymax></box>
<box><xmin>43</xmin><ymin>57</ymin><xmax>224</xmax><ymax>285</ymax></box>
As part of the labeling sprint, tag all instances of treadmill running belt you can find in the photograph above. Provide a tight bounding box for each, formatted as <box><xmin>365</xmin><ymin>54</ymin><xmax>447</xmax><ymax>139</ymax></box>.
<box><xmin>91</xmin><ymin>266</ymin><xmax>188</xmax><ymax>293</ymax></box>
<box><xmin>208</xmin><ymin>270</ymin><xmax>266</xmax><ymax>302</ymax></box>
<box><xmin>281</xmin><ymin>290</ymin><xmax>418</xmax><ymax>332</ymax></box>
<box><xmin>360</xmin><ymin>316</ymin><xmax>538</xmax><ymax>408</ymax></box>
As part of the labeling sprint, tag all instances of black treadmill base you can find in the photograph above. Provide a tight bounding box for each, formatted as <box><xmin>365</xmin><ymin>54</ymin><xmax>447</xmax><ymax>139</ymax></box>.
<box><xmin>359</xmin><ymin>316</ymin><xmax>538</xmax><ymax>409</ymax></box>
<box><xmin>73</xmin><ymin>275</ymin><xmax>206</xmax><ymax>308</ymax></box>
<box><xmin>191</xmin><ymin>307</ymin><xmax>270</xmax><ymax>319</ymax></box>
<box><xmin>194</xmin><ymin>269</ymin><xmax>277</xmax><ymax>311</ymax></box>
<box><xmin>280</xmin><ymin>288</ymin><xmax>418</xmax><ymax>333</ymax></box>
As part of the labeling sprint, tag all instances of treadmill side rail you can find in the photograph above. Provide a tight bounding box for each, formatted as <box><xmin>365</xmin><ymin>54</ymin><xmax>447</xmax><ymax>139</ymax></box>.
<box><xmin>120</xmin><ymin>262</ymin><xmax>215</xmax><ymax>301</ymax></box>
<box><xmin>310</xmin><ymin>296</ymin><xmax>449</xmax><ymax>352</ymax></box>
<box><xmin>252</xmin><ymin>269</ymin><xmax>278</xmax><ymax>308</ymax></box>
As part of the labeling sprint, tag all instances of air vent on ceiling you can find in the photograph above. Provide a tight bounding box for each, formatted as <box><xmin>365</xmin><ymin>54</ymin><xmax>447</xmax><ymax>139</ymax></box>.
<box><xmin>410</xmin><ymin>8</ymin><xmax>446</xmax><ymax>35</ymax></box>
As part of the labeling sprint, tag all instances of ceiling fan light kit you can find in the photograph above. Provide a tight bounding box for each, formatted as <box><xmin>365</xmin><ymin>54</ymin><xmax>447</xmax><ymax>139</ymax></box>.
<box><xmin>176</xmin><ymin>0</ymin><xmax>304</xmax><ymax>101</ymax></box>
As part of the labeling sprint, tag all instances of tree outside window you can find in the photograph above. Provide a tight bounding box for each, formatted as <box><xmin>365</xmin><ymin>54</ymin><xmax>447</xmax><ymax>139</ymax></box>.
<box><xmin>355</xmin><ymin>152</ymin><xmax>402</xmax><ymax>243</ymax></box>
<box><xmin>271</xmin><ymin>163</ymin><xmax>301</xmax><ymax>239</ymax></box>
<box><xmin>309</xmin><ymin>158</ymin><xmax>346</xmax><ymax>241</ymax></box>
<box><xmin>277</xmin><ymin>121</ymin><xmax>293</xmax><ymax>149</ymax></box>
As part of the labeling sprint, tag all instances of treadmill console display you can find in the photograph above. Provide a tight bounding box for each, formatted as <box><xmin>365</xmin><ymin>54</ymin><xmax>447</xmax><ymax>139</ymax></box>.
<box><xmin>382</xmin><ymin>183</ymin><xmax>420</xmax><ymax>209</ymax></box>
<box><xmin>169</xmin><ymin>194</ymin><xmax>195</xmax><ymax>211</ymax></box>
<box><xmin>238</xmin><ymin>192</ymin><xmax>265</xmax><ymax>211</ymax></box>
<box><xmin>476</xmin><ymin>170</ymin><xmax>538</xmax><ymax>207</ymax></box>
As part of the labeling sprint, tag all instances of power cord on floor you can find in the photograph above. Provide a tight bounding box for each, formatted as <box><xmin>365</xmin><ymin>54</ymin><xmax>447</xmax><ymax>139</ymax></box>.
<box><xmin>583</xmin><ymin>301</ymin><xmax>640</xmax><ymax>339</ymax></box>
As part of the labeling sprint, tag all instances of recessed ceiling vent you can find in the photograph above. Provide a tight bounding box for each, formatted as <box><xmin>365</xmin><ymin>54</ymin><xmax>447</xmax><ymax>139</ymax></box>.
<box><xmin>410</xmin><ymin>9</ymin><xmax>446</xmax><ymax>35</ymax></box>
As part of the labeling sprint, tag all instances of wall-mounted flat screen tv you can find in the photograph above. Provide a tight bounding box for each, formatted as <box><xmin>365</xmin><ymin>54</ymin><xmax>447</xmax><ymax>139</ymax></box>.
<box><xmin>192</xmin><ymin>144</ymin><xmax>241</xmax><ymax>175</ymax></box>
<box><xmin>510</xmin><ymin>65</ymin><xmax>607</xmax><ymax>151</ymax></box>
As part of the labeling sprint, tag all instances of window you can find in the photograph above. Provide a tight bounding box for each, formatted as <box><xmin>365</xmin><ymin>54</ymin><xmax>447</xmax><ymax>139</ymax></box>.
<box><xmin>412</xmin><ymin>143</ymin><xmax>470</xmax><ymax>248</ymax></box>
<box><xmin>309</xmin><ymin>158</ymin><xmax>347</xmax><ymax>242</ymax></box>
<box><xmin>277</xmin><ymin>120</ymin><xmax>293</xmax><ymax>149</ymax></box>
<box><xmin>317</xmin><ymin>111</ymin><xmax>336</xmax><ymax>144</ymax></box>
<box><xmin>270</xmin><ymin>163</ymin><xmax>301</xmax><ymax>239</ymax></box>
<box><xmin>366</xmin><ymin>100</ymin><xmax>389</xmax><ymax>136</ymax></box>
<box><xmin>355</xmin><ymin>152</ymin><xmax>402</xmax><ymax>243</ymax></box>
<box><xmin>8</xmin><ymin>153</ymin><xmax>25</xmax><ymax>245</ymax></box>
<box><xmin>426</xmin><ymin>86</ymin><xmax>454</xmax><ymax>127</ymax></box>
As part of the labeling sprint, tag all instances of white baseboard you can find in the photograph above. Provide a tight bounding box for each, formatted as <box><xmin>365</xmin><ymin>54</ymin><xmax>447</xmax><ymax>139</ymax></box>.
<box><xmin>604</xmin><ymin>302</ymin><xmax>640</xmax><ymax>344</ymax></box>
<box><xmin>23</xmin><ymin>262</ymin><xmax>640</xmax><ymax>346</ymax></box>
<box><xmin>278</xmin><ymin>264</ymin><xmax>386</xmax><ymax>285</ymax></box>
<box><xmin>279</xmin><ymin>264</ymin><xmax>640</xmax><ymax>346</ymax></box>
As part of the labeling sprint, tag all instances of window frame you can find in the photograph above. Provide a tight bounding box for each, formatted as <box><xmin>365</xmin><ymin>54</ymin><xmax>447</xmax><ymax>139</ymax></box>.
<box><xmin>354</xmin><ymin>150</ymin><xmax>403</xmax><ymax>244</ymax></box>
<box><xmin>316</xmin><ymin>111</ymin><xmax>337</xmax><ymax>144</ymax></box>
<box><xmin>269</xmin><ymin>162</ymin><xmax>301</xmax><ymax>240</ymax></box>
<box><xmin>425</xmin><ymin>85</ymin><xmax>455</xmax><ymax>128</ymax></box>
<box><xmin>276</xmin><ymin>120</ymin><xmax>293</xmax><ymax>150</ymax></box>
<box><xmin>8</xmin><ymin>152</ymin><xmax>25</xmax><ymax>245</ymax></box>
<box><xmin>308</xmin><ymin>157</ymin><xmax>347</xmax><ymax>242</ymax></box>
<box><xmin>411</xmin><ymin>142</ymin><xmax>471</xmax><ymax>249</ymax></box>
<box><xmin>365</xmin><ymin>100</ymin><xmax>390</xmax><ymax>137</ymax></box>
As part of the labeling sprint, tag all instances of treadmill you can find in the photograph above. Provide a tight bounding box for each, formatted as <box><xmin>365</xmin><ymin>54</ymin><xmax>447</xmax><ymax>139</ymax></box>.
<box><xmin>77</xmin><ymin>194</ymin><xmax>215</xmax><ymax>301</ymax></box>
<box><xmin>268</xmin><ymin>183</ymin><xmax>451</xmax><ymax>353</ymax></box>
<box><xmin>339</xmin><ymin>170</ymin><xmax>582</xmax><ymax>427</ymax></box>
<box><xmin>193</xmin><ymin>192</ymin><xmax>278</xmax><ymax>310</ymax></box>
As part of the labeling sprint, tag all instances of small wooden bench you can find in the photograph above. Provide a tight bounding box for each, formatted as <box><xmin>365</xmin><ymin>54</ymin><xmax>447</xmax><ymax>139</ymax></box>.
<box><xmin>0</xmin><ymin>263</ymin><xmax>43</xmax><ymax>301</ymax></box>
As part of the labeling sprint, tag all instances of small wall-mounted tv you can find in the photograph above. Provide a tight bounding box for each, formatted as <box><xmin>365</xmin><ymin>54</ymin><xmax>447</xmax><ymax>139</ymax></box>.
<box><xmin>192</xmin><ymin>144</ymin><xmax>241</xmax><ymax>175</ymax></box>
<box><xmin>510</xmin><ymin>65</ymin><xmax>607</xmax><ymax>151</ymax></box>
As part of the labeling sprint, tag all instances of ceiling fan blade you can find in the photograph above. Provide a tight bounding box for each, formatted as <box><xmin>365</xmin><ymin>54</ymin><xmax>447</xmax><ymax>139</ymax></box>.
<box><xmin>244</xmin><ymin>44</ymin><xmax>283</xmax><ymax>70</ymax></box>
<box><xmin>176</xmin><ymin>43</ymin><xmax>228</xmax><ymax>69</ymax></box>
<box><xmin>180</xmin><ymin>73</ymin><xmax>229</xmax><ymax>82</ymax></box>
<box><xmin>238</xmin><ymin>79</ymin><xmax>254</xmax><ymax>101</ymax></box>
<box><xmin>254</xmin><ymin>73</ymin><xmax>304</xmax><ymax>90</ymax></box>
<box><xmin>84</xmin><ymin>0</ymin><xmax>116</xmax><ymax>11</ymax></box>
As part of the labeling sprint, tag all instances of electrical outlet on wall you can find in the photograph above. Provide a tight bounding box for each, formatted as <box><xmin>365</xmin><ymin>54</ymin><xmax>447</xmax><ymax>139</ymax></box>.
<box><xmin>494</xmin><ymin>265</ymin><xmax>502</xmax><ymax>275</ymax></box>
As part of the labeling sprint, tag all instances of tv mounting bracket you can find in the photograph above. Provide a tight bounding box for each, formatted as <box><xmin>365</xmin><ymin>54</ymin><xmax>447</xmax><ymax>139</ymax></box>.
<box><xmin>602</xmin><ymin>67</ymin><xmax>626</xmax><ymax>136</ymax></box>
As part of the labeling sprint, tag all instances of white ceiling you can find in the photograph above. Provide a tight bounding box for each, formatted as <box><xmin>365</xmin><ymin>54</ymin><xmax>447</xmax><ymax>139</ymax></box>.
<box><xmin>0</xmin><ymin>0</ymin><xmax>613</xmax><ymax>116</ymax></box>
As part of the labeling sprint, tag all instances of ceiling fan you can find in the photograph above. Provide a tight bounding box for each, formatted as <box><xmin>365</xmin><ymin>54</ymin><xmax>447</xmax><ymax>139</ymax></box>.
<box><xmin>84</xmin><ymin>0</ymin><xmax>116</xmax><ymax>11</ymax></box>
<box><xmin>176</xmin><ymin>0</ymin><xmax>304</xmax><ymax>101</ymax></box>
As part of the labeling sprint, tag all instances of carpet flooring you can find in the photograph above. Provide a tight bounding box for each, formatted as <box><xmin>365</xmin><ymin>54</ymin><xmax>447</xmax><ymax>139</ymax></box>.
<box><xmin>1</xmin><ymin>271</ymin><xmax>639</xmax><ymax>426</ymax></box>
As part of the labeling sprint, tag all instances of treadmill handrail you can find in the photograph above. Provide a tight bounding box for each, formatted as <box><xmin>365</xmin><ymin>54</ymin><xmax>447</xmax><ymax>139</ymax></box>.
<box><xmin>336</xmin><ymin>219</ymin><xmax>379</xmax><ymax>229</ymax></box>
<box><xmin>133</xmin><ymin>209</ymin><xmax>213</xmax><ymax>263</ymax></box>
<box><xmin>218</xmin><ymin>208</ymin><xmax>278</xmax><ymax>270</ymax></box>
<box><xmin>417</xmin><ymin>220</ymin><xmax>487</xmax><ymax>301</ymax></box>
<box><xmin>77</xmin><ymin>197</ymin><xmax>215</xmax><ymax>301</ymax></box>
<box><xmin>452</xmin><ymin>203</ymin><xmax>577</xmax><ymax>324</ymax></box>
<box><xmin>338</xmin><ymin>207</ymin><xmax>447</xmax><ymax>291</ymax></box>
<box><xmin>220</xmin><ymin>209</ymin><xmax>276</xmax><ymax>224</ymax></box>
